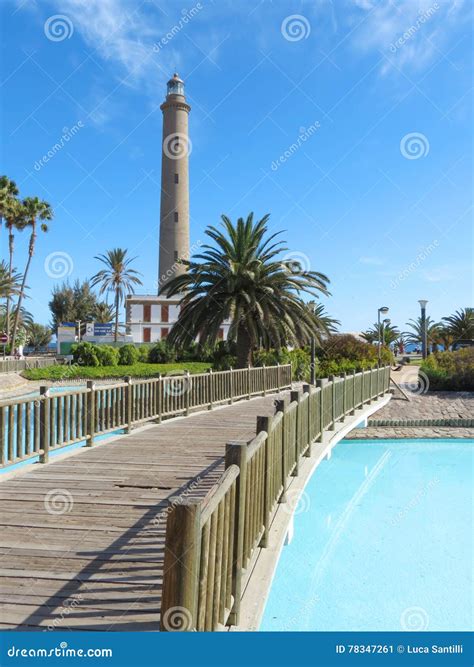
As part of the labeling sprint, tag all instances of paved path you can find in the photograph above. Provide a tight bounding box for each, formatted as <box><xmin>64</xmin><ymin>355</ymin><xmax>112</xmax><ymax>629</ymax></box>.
<box><xmin>346</xmin><ymin>366</ymin><xmax>474</xmax><ymax>440</ymax></box>
<box><xmin>0</xmin><ymin>391</ymin><xmax>288</xmax><ymax>631</ymax></box>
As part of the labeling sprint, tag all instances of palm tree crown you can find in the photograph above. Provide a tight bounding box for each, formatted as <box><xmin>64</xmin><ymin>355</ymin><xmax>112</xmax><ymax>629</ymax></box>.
<box><xmin>162</xmin><ymin>213</ymin><xmax>331</xmax><ymax>367</ymax></box>
<box><xmin>442</xmin><ymin>308</ymin><xmax>474</xmax><ymax>342</ymax></box>
<box><xmin>0</xmin><ymin>176</ymin><xmax>19</xmax><ymax>235</ymax></box>
<box><xmin>362</xmin><ymin>322</ymin><xmax>400</xmax><ymax>346</ymax></box>
<box><xmin>91</xmin><ymin>248</ymin><xmax>142</xmax><ymax>341</ymax></box>
<box><xmin>403</xmin><ymin>316</ymin><xmax>440</xmax><ymax>351</ymax></box>
<box><xmin>0</xmin><ymin>261</ymin><xmax>22</xmax><ymax>301</ymax></box>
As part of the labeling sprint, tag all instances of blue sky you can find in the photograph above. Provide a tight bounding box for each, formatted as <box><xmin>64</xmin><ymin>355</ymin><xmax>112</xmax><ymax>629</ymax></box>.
<box><xmin>1</xmin><ymin>0</ymin><xmax>472</xmax><ymax>332</ymax></box>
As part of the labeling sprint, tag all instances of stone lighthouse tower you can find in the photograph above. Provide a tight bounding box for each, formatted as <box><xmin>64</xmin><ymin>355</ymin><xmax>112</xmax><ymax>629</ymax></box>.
<box><xmin>158</xmin><ymin>73</ymin><xmax>191</xmax><ymax>291</ymax></box>
<box><xmin>125</xmin><ymin>74</ymin><xmax>229</xmax><ymax>343</ymax></box>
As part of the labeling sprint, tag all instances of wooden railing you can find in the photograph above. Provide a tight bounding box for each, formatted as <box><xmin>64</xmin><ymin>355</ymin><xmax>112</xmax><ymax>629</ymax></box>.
<box><xmin>0</xmin><ymin>357</ymin><xmax>58</xmax><ymax>374</ymax></box>
<box><xmin>0</xmin><ymin>364</ymin><xmax>292</xmax><ymax>469</ymax></box>
<box><xmin>160</xmin><ymin>365</ymin><xmax>391</xmax><ymax>631</ymax></box>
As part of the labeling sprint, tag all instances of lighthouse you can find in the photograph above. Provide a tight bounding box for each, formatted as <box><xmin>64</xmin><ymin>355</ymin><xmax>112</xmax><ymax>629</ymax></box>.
<box><xmin>125</xmin><ymin>74</ymin><xmax>229</xmax><ymax>344</ymax></box>
<box><xmin>158</xmin><ymin>73</ymin><xmax>191</xmax><ymax>290</ymax></box>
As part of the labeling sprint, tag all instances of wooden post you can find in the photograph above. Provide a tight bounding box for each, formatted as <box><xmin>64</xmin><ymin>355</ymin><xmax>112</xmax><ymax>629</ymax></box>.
<box><xmin>351</xmin><ymin>369</ymin><xmax>356</xmax><ymax>415</ymax></box>
<box><xmin>161</xmin><ymin>500</ymin><xmax>201</xmax><ymax>631</ymax></box>
<box><xmin>225</xmin><ymin>441</ymin><xmax>248</xmax><ymax>626</ymax></box>
<box><xmin>39</xmin><ymin>386</ymin><xmax>50</xmax><ymax>464</ymax></box>
<box><xmin>274</xmin><ymin>399</ymin><xmax>287</xmax><ymax>502</ymax></box>
<box><xmin>328</xmin><ymin>375</ymin><xmax>336</xmax><ymax>430</ymax></box>
<box><xmin>290</xmin><ymin>390</ymin><xmax>300</xmax><ymax>475</ymax></box>
<box><xmin>86</xmin><ymin>381</ymin><xmax>96</xmax><ymax>446</ymax></box>
<box><xmin>263</xmin><ymin>365</ymin><xmax>267</xmax><ymax>396</ymax></box>
<box><xmin>208</xmin><ymin>369</ymin><xmax>213</xmax><ymax>410</ymax></box>
<box><xmin>156</xmin><ymin>374</ymin><xmax>162</xmax><ymax>423</ymax></box>
<box><xmin>124</xmin><ymin>376</ymin><xmax>132</xmax><ymax>434</ymax></box>
<box><xmin>229</xmin><ymin>367</ymin><xmax>234</xmax><ymax>404</ymax></box>
<box><xmin>0</xmin><ymin>407</ymin><xmax>5</xmax><ymax>467</ymax></box>
<box><xmin>185</xmin><ymin>371</ymin><xmax>191</xmax><ymax>416</ymax></box>
<box><xmin>256</xmin><ymin>415</ymin><xmax>272</xmax><ymax>548</ymax></box>
<box><xmin>302</xmin><ymin>384</ymin><xmax>311</xmax><ymax>457</ymax></box>
<box><xmin>341</xmin><ymin>372</ymin><xmax>347</xmax><ymax>421</ymax></box>
<box><xmin>316</xmin><ymin>378</ymin><xmax>326</xmax><ymax>440</ymax></box>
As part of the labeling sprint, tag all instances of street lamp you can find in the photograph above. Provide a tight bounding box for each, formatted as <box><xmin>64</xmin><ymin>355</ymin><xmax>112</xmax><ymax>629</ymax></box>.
<box><xmin>418</xmin><ymin>299</ymin><xmax>428</xmax><ymax>359</ymax></box>
<box><xmin>382</xmin><ymin>318</ymin><xmax>391</xmax><ymax>357</ymax></box>
<box><xmin>377</xmin><ymin>306</ymin><xmax>389</xmax><ymax>363</ymax></box>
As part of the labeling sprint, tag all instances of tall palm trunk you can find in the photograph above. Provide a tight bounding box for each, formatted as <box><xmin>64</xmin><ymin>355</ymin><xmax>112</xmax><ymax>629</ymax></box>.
<box><xmin>236</xmin><ymin>322</ymin><xmax>252</xmax><ymax>368</ymax></box>
<box><xmin>10</xmin><ymin>224</ymin><xmax>35</xmax><ymax>352</ymax></box>
<box><xmin>5</xmin><ymin>227</ymin><xmax>14</xmax><ymax>337</ymax></box>
<box><xmin>114</xmin><ymin>288</ymin><xmax>120</xmax><ymax>342</ymax></box>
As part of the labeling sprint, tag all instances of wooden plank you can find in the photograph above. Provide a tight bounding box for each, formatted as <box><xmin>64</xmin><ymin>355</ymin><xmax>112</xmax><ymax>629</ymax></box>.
<box><xmin>0</xmin><ymin>390</ymin><xmax>292</xmax><ymax>631</ymax></box>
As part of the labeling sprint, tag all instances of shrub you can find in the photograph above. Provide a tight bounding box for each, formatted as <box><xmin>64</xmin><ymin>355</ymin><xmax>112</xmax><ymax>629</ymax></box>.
<box><xmin>254</xmin><ymin>348</ymin><xmax>290</xmax><ymax>368</ymax></box>
<box><xmin>253</xmin><ymin>347</ymin><xmax>310</xmax><ymax>380</ymax></box>
<box><xmin>95</xmin><ymin>345</ymin><xmax>119</xmax><ymax>366</ymax></box>
<box><xmin>288</xmin><ymin>348</ymin><xmax>311</xmax><ymax>381</ymax></box>
<box><xmin>212</xmin><ymin>341</ymin><xmax>236</xmax><ymax>370</ymax></box>
<box><xmin>315</xmin><ymin>334</ymin><xmax>392</xmax><ymax>374</ymax></box>
<box><xmin>71</xmin><ymin>342</ymin><xmax>100</xmax><ymax>367</ymax></box>
<box><xmin>149</xmin><ymin>341</ymin><xmax>177</xmax><ymax>363</ymax></box>
<box><xmin>421</xmin><ymin>348</ymin><xmax>474</xmax><ymax>391</ymax></box>
<box><xmin>137</xmin><ymin>345</ymin><xmax>150</xmax><ymax>362</ymax></box>
<box><xmin>118</xmin><ymin>344</ymin><xmax>139</xmax><ymax>366</ymax></box>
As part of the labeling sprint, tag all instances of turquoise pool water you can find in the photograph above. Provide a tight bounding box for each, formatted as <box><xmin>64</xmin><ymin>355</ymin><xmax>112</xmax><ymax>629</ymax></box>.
<box><xmin>260</xmin><ymin>439</ymin><xmax>473</xmax><ymax>632</ymax></box>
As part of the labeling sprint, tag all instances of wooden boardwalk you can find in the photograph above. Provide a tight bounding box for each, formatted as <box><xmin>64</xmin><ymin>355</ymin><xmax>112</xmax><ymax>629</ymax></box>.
<box><xmin>0</xmin><ymin>392</ymin><xmax>288</xmax><ymax>631</ymax></box>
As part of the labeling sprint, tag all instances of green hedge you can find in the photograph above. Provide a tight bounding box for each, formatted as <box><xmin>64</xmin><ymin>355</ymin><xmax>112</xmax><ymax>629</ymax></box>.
<box><xmin>22</xmin><ymin>362</ymin><xmax>210</xmax><ymax>381</ymax></box>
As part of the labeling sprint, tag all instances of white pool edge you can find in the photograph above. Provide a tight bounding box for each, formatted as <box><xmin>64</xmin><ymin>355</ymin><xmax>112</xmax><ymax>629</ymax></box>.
<box><xmin>231</xmin><ymin>393</ymin><xmax>392</xmax><ymax>632</ymax></box>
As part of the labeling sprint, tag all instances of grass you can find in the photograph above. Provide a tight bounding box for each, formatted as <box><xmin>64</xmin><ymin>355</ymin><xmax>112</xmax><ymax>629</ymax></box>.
<box><xmin>22</xmin><ymin>362</ymin><xmax>211</xmax><ymax>381</ymax></box>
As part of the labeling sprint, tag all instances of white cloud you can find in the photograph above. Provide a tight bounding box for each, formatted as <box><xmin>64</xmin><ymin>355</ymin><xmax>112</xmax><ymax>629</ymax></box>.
<box><xmin>348</xmin><ymin>0</ymin><xmax>470</xmax><ymax>75</ymax></box>
<box><xmin>47</xmin><ymin>0</ymin><xmax>176</xmax><ymax>95</ymax></box>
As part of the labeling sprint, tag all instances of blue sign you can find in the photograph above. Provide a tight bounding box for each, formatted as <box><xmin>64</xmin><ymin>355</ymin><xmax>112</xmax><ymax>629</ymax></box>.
<box><xmin>93</xmin><ymin>323</ymin><xmax>113</xmax><ymax>336</ymax></box>
<box><xmin>60</xmin><ymin>322</ymin><xmax>76</xmax><ymax>327</ymax></box>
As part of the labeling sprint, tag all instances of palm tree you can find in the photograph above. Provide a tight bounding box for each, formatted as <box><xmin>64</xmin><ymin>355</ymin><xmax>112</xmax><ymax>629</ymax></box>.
<box><xmin>94</xmin><ymin>301</ymin><xmax>115</xmax><ymax>323</ymax></box>
<box><xmin>27</xmin><ymin>323</ymin><xmax>52</xmax><ymax>351</ymax></box>
<box><xmin>362</xmin><ymin>322</ymin><xmax>400</xmax><ymax>346</ymax></box>
<box><xmin>307</xmin><ymin>302</ymin><xmax>340</xmax><ymax>336</ymax></box>
<box><xmin>403</xmin><ymin>316</ymin><xmax>440</xmax><ymax>352</ymax></box>
<box><xmin>2</xmin><ymin>192</ymin><xmax>26</xmax><ymax>337</ymax></box>
<box><xmin>436</xmin><ymin>326</ymin><xmax>454</xmax><ymax>352</ymax></box>
<box><xmin>0</xmin><ymin>260</ymin><xmax>22</xmax><ymax>301</ymax></box>
<box><xmin>10</xmin><ymin>197</ymin><xmax>53</xmax><ymax>351</ymax></box>
<box><xmin>162</xmin><ymin>213</ymin><xmax>331</xmax><ymax>367</ymax></box>
<box><xmin>0</xmin><ymin>175</ymin><xmax>19</xmax><ymax>238</ymax></box>
<box><xmin>0</xmin><ymin>304</ymin><xmax>33</xmax><ymax>335</ymax></box>
<box><xmin>442</xmin><ymin>308</ymin><xmax>474</xmax><ymax>342</ymax></box>
<box><xmin>91</xmin><ymin>248</ymin><xmax>142</xmax><ymax>341</ymax></box>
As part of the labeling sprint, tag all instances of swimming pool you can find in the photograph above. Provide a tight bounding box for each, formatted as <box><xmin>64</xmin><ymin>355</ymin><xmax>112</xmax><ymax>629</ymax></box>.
<box><xmin>260</xmin><ymin>439</ymin><xmax>473</xmax><ymax>631</ymax></box>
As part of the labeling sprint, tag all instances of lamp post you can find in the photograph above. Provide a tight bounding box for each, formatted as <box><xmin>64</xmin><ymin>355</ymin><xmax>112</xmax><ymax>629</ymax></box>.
<box><xmin>76</xmin><ymin>320</ymin><xmax>82</xmax><ymax>342</ymax></box>
<box><xmin>382</xmin><ymin>318</ymin><xmax>390</xmax><ymax>359</ymax></box>
<box><xmin>418</xmin><ymin>299</ymin><xmax>428</xmax><ymax>359</ymax></box>
<box><xmin>377</xmin><ymin>306</ymin><xmax>389</xmax><ymax>363</ymax></box>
